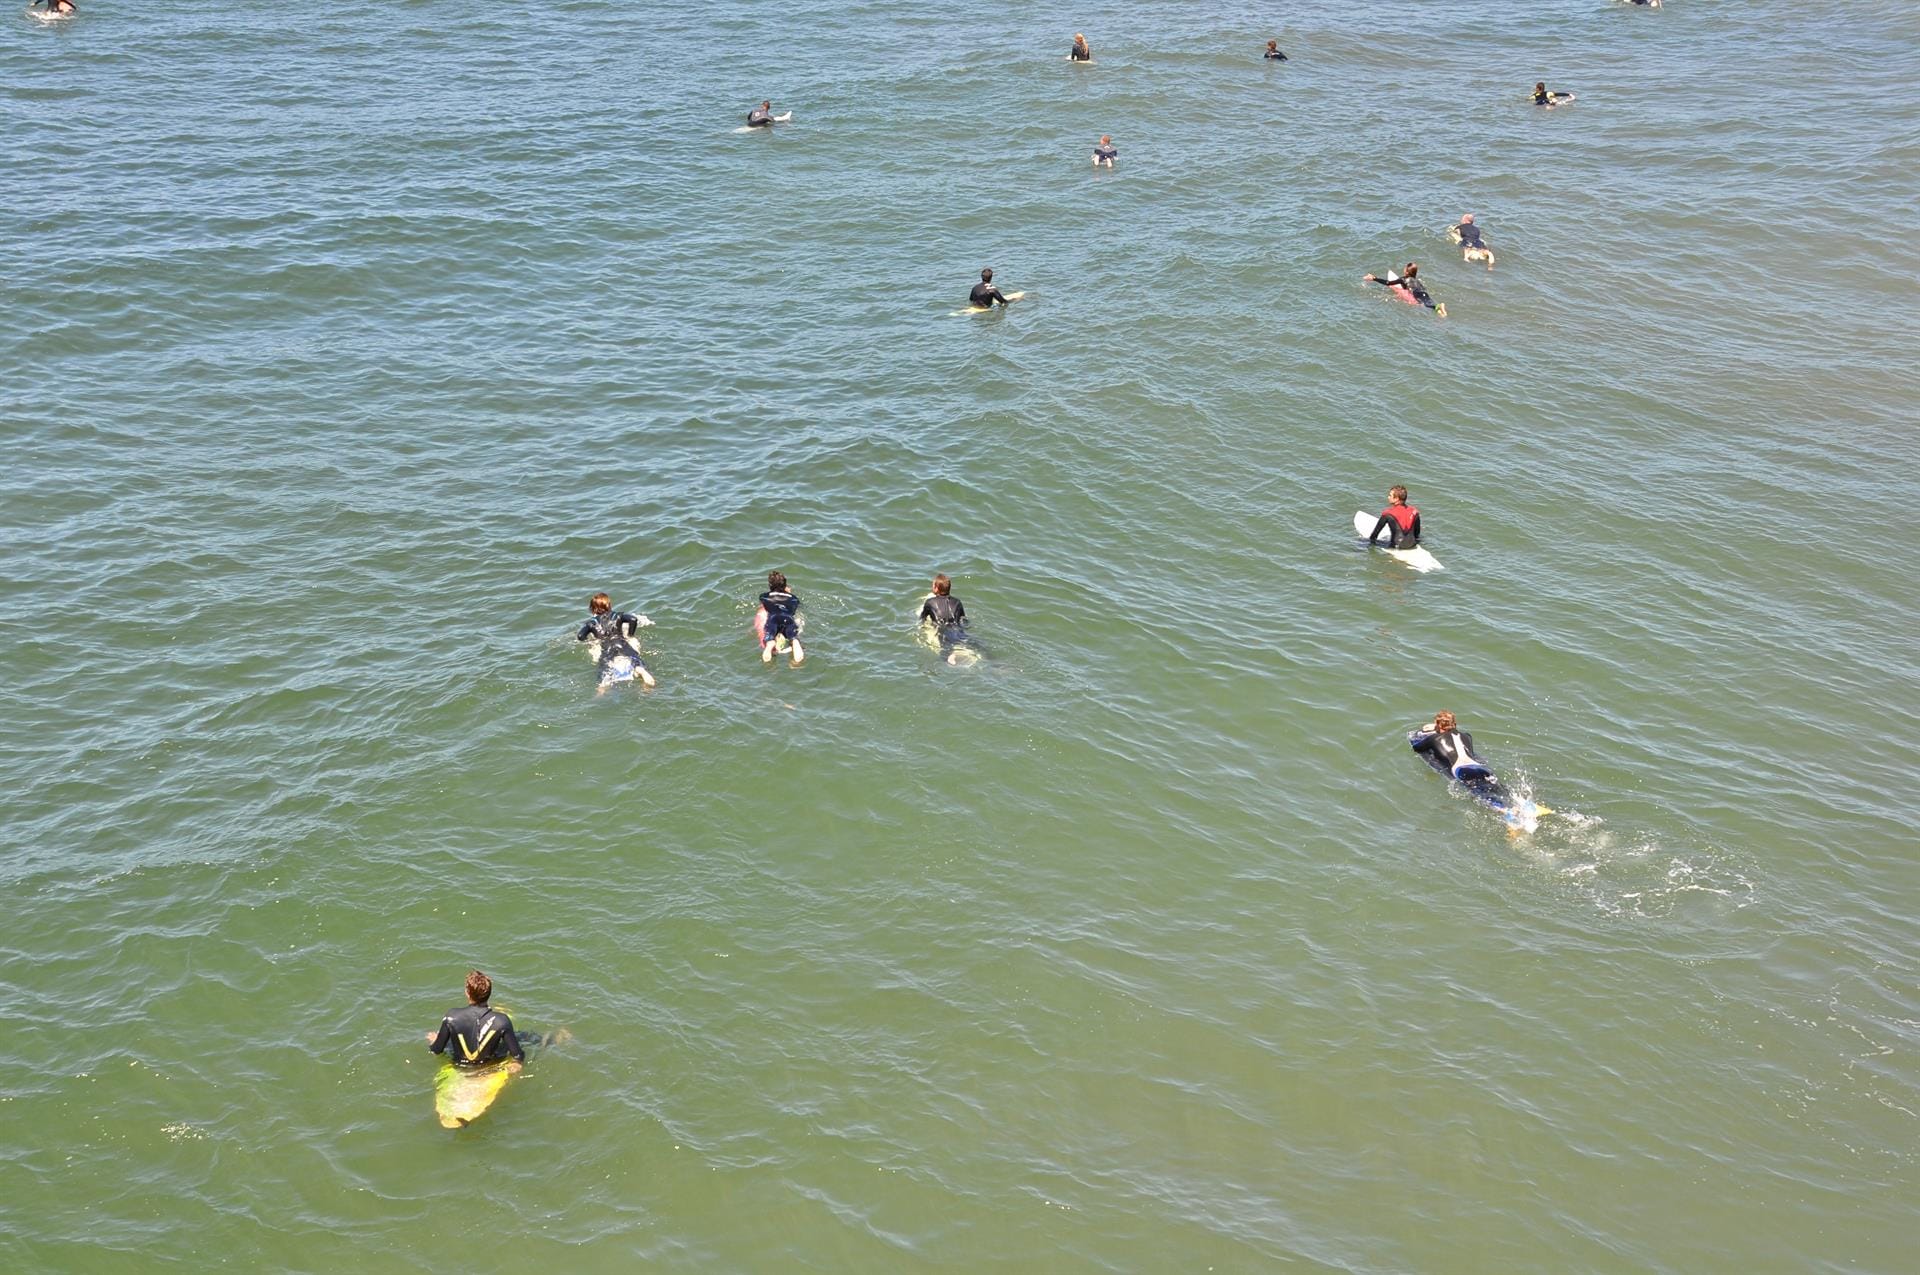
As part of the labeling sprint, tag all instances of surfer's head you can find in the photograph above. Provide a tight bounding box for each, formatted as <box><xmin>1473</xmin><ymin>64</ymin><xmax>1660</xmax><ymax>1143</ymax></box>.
<box><xmin>980</xmin><ymin>267</ymin><xmax>993</xmax><ymax>283</ymax></box>
<box><xmin>465</xmin><ymin>970</ymin><xmax>492</xmax><ymax>1005</ymax></box>
<box><xmin>589</xmin><ymin>592</ymin><xmax>612</xmax><ymax>616</ymax></box>
<box><xmin>768</xmin><ymin>570</ymin><xmax>788</xmax><ymax>592</ymax></box>
<box><xmin>931</xmin><ymin>573</ymin><xmax>951</xmax><ymax>596</ymax></box>
<box><xmin>1460</xmin><ymin>214</ymin><xmax>1474</xmax><ymax>224</ymax></box>
<box><xmin>1434</xmin><ymin>711</ymin><xmax>1457</xmax><ymax>733</ymax></box>
<box><xmin>1388</xmin><ymin>485</ymin><xmax>1408</xmax><ymax>505</ymax></box>
<box><xmin>1403</xmin><ymin>262</ymin><xmax>1419</xmax><ymax>279</ymax></box>
<box><xmin>1074</xmin><ymin>33</ymin><xmax>1086</xmax><ymax>46</ymax></box>
<box><xmin>761</xmin><ymin>101</ymin><xmax>771</xmax><ymax>109</ymax></box>
<box><xmin>1267</xmin><ymin>40</ymin><xmax>1278</xmax><ymax>51</ymax></box>
<box><xmin>1535</xmin><ymin>82</ymin><xmax>1547</xmax><ymax>94</ymax></box>
<box><xmin>1100</xmin><ymin>135</ymin><xmax>1111</xmax><ymax>145</ymax></box>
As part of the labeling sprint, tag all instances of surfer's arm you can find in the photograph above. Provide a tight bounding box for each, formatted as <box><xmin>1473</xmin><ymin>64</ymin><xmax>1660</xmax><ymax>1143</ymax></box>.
<box><xmin>1409</xmin><ymin>729</ymin><xmax>1437</xmax><ymax>752</ymax></box>
<box><xmin>1368</xmin><ymin>516</ymin><xmax>1391</xmax><ymax>545</ymax></box>
<box><xmin>500</xmin><ymin>1018</ymin><xmax>526</xmax><ymax>1065</ymax></box>
<box><xmin>427</xmin><ymin>1018</ymin><xmax>452</xmax><ymax>1054</ymax></box>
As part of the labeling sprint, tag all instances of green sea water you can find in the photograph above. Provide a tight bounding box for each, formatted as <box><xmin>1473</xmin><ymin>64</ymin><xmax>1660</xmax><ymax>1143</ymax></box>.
<box><xmin>4</xmin><ymin>2</ymin><xmax>1917</xmax><ymax>1270</ymax></box>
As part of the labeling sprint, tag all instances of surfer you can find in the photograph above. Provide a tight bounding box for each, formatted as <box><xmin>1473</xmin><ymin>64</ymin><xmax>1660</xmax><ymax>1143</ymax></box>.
<box><xmin>30</xmin><ymin>0</ymin><xmax>77</xmax><ymax>12</ymax></box>
<box><xmin>1263</xmin><ymin>40</ymin><xmax>1287</xmax><ymax>61</ymax></box>
<box><xmin>1366</xmin><ymin>486</ymin><xmax>1422</xmax><ymax>549</ymax></box>
<box><xmin>577</xmin><ymin>592</ymin><xmax>655</xmax><ymax>690</ymax></box>
<box><xmin>1533</xmin><ymin>82</ymin><xmax>1574</xmax><ymax>107</ymax></box>
<box><xmin>1091</xmin><ymin>135</ymin><xmax>1117</xmax><ymax>168</ymax></box>
<box><xmin>918</xmin><ymin>573</ymin><xmax>978</xmax><ymax>664</ymax></box>
<box><xmin>1451</xmin><ymin>215</ymin><xmax>1486</xmax><ymax>252</ymax></box>
<box><xmin>1069</xmin><ymin>33</ymin><xmax>1092</xmax><ymax>62</ymax></box>
<box><xmin>1410</xmin><ymin>712</ymin><xmax>1501</xmax><ymax>791</ymax></box>
<box><xmin>427</xmin><ymin>970</ymin><xmax>525</xmax><ymax>1073</ymax></box>
<box><xmin>759</xmin><ymin>570</ymin><xmax>805</xmax><ymax>665</ymax></box>
<box><xmin>746</xmin><ymin>101</ymin><xmax>779</xmax><ymax>128</ymax></box>
<box><xmin>970</xmin><ymin>267</ymin><xmax>1014</xmax><ymax>310</ymax></box>
<box><xmin>1362</xmin><ymin>263</ymin><xmax>1444</xmax><ymax>316</ymax></box>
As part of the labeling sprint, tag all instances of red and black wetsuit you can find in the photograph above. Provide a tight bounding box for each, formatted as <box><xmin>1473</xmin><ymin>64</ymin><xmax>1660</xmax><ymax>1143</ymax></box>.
<box><xmin>1368</xmin><ymin>504</ymin><xmax>1421</xmax><ymax>549</ymax></box>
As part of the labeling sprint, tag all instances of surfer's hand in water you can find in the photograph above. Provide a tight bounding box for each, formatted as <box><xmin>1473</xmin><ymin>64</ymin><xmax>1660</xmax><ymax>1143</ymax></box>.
<box><xmin>424</xmin><ymin>1031</ymin><xmax>436</xmax><ymax>1043</ymax></box>
<box><xmin>506</xmin><ymin>1060</ymin><xmax>523</xmax><ymax>1074</ymax></box>
<box><xmin>1363</xmin><ymin>274</ymin><xmax>1377</xmax><ymax>282</ymax></box>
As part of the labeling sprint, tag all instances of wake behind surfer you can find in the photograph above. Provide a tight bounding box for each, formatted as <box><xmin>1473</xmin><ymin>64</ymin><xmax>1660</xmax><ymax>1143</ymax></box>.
<box><xmin>1367</xmin><ymin>485</ymin><xmax>1422</xmax><ymax>549</ymax></box>
<box><xmin>427</xmin><ymin>970</ymin><xmax>525</xmax><ymax>1073</ymax></box>
<box><xmin>970</xmin><ymin>267</ymin><xmax>1014</xmax><ymax>309</ymax></box>
<box><xmin>577</xmin><ymin>591</ymin><xmax>655</xmax><ymax>690</ymax></box>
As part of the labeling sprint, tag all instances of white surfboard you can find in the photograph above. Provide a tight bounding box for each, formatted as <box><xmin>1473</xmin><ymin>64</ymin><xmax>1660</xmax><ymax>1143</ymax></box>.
<box><xmin>1354</xmin><ymin>510</ymin><xmax>1444</xmax><ymax>572</ymax></box>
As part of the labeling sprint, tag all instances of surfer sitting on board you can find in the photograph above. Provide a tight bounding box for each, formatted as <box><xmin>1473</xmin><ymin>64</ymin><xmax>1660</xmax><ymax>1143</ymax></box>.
<box><xmin>1362</xmin><ymin>263</ymin><xmax>1444</xmax><ymax>316</ymax></box>
<box><xmin>746</xmin><ymin>101</ymin><xmax>786</xmax><ymax>128</ymax></box>
<box><xmin>1410</xmin><ymin>712</ymin><xmax>1500</xmax><ymax>791</ymax></box>
<box><xmin>1069</xmin><ymin>33</ymin><xmax>1092</xmax><ymax>62</ymax></box>
<box><xmin>970</xmin><ymin>267</ymin><xmax>1014</xmax><ymax>309</ymax></box>
<box><xmin>427</xmin><ymin>970</ymin><xmax>524</xmax><ymax>1073</ymax></box>
<box><xmin>759</xmin><ymin>570</ymin><xmax>805</xmax><ymax>665</ymax></box>
<box><xmin>1264</xmin><ymin>40</ymin><xmax>1287</xmax><ymax>61</ymax></box>
<box><xmin>577</xmin><ymin>592</ymin><xmax>655</xmax><ymax>690</ymax></box>
<box><xmin>1366</xmin><ymin>486</ymin><xmax>1422</xmax><ymax>550</ymax></box>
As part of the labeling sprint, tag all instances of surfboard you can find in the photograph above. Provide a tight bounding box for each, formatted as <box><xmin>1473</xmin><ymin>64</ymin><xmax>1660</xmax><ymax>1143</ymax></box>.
<box><xmin>1354</xmin><ymin>510</ymin><xmax>1443</xmax><ymax>572</ymax></box>
<box><xmin>434</xmin><ymin>1061</ymin><xmax>512</xmax><ymax>1129</ymax></box>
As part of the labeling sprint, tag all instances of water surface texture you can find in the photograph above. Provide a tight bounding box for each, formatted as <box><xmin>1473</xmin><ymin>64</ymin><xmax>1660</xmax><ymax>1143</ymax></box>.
<box><xmin>4</xmin><ymin>2</ymin><xmax>1918</xmax><ymax>1270</ymax></box>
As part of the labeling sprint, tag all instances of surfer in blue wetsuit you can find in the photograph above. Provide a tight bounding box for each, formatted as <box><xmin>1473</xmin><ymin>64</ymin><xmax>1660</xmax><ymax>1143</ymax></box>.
<box><xmin>1264</xmin><ymin>40</ymin><xmax>1287</xmax><ymax>61</ymax></box>
<box><xmin>577</xmin><ymin>592</ymin><xmax>655</xmax><ymax>690</ymax></box>
<box><xmin>1367</xmin><ymin>486</ymin><xmax>1422</xmax><ymax>549</ymax></box>
<box><xmin>759</xmin><ymin>570</ymin><xmax>805</xmax><ymax>665</ymax></box>
<box><xmin>1410</xmin><ymin>712</ymin><xmax>1505</xmax><ymax>796</ymax></box>
<box><xmin>427</xmin><ymin>971</ymin><xmax>525</xmax><ymax>1072</ymax></box>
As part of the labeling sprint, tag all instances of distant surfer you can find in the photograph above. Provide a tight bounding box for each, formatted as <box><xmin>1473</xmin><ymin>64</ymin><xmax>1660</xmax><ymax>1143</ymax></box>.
<box><xmin>970</xmin><ymin>267</ymin><xmax>1014</xmax><ymax>310</ymax></box>
<box><xmin>746</xmin><ymin>101</ymin><xmax>790</xmax><ymax>128</ymax></box>
<box><xmin>1362</xmin><ymin>263</ymin><xmax>1445</xmax><ymax>317</ymax></box>
<box><xmin>1449</xmin><ymin>214</ymin><xmax>1495</xmax><ymax>268</ymax></box>
<box><xmin>1068</xmin><ymin>33</ymin><xmax>1092</xmax><ymax>62</ymax></box>
<box><xmin>427</xmin><ymin>970</ymin><xmax>525</xmax><ymax>1073</ymax></box>
<box><xmin>918</xmin><ymin>573</ymin><xmax>979</xmax><ymax>665</ymax></box>
<box><xmin>1366</xmin><ymin>486</ymin><xmax>1422</xmax><ymax>550</ymax></box>
<box><xmin>758</xmin><ymin>570</ymin><xmax>805</xmax><ymax>665</ymax></box>
<box><xmin>1264</xmin><ymin>40</ymin><xmax>1287</xmax><ymax>61</ymax></box>
<box><xmin>30</xmin><ymin>0</ymin><xmax>77</xmax><ymax>12</ymax></box>
<box><xmin>577</xmin><ymin>592</ymin><xmax>655</xmax><ymax>690</ymax></box>
<box><xmin>1532</xmin><ymin>82</ymin><xmax>1574</xmax><ymax>108</ymax></box>
<box><xmin>1091</xmin><ymin>135</ymin><xmax>1117</xmax><ymax>168</ymax></box>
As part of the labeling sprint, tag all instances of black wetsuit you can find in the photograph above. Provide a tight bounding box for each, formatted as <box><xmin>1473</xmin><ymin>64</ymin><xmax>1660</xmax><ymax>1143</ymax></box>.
<box><xmin>919</xmin><ymin>593</ymin><xmax>971</xmax><ymax>650</ymax></box>
<box><xmin>1410</xmin><ymin>728</ymin><xmax>1506</xmax><ymax>799</ymax></box>
<box><xmin>970</xmin><ymin>282</ymin><xmax>1008</xmax><ymax>308</ymax></box>
<box><xmin>1264</xmin><ymin>49</ymin><xmax>1287</xmax><ymax>61</ymax></box>
<box><xmin>1370</xmin><ymin>274</ymin><xmax>1436</xmax><ymax>310</ymax></box>
<box><xmin>1455</xmin><ymin>222</ymin><xmax>1486</xmax><ymax>250</ymax></box>
<box><xmin>747</xmin><ymin>107</ymin><xmax>774</xmax><ymax>128</ymax></box>
<box><xmin>1070</xmin><ymin>43</ymin><xmax>1091</xmax><ymax>62</ymax></box>
<box><xmin>1368</xmin><ymin>507</ymin><xmax>1422</xmax><ymax>549</ymax></box>
<box><xmin>1093</xmin><ymin>144</ymin><xmax>1117</xmax><ymax>164</ymax></box>
<box><xmin>760</xmin><ymin>588</ymin><xmax>801</xmax><ymax>643</ymax></box>
<box><xmin>429</xmin><ymin>1003</ymin><xmax>525</xmax><ymax>1068</ymax></box>
<box><xmin>578</xmin><ymin>611</ymin><xmax>646</xmax><ymax>677</ymax></box>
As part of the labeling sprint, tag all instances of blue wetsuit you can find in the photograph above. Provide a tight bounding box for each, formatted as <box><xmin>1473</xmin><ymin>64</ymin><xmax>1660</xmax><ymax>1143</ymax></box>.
<box><xmin>1454</xmin><ymin>222</ymin><xmax>1486</xmax><ymax>250</ymax></box>
<box><xmin>760</xmin><ymin>589</ymin><xmax>801</xmax><ymax>643</ymax></box>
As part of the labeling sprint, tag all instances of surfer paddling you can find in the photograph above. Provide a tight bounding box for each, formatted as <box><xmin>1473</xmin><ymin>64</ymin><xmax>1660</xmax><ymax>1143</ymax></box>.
<box><xmin>30</xmin><ymin>0</ymin><xmax>77</xmax><ymax>13</ymax></box>
<box><xmin>758</xmin><ymin>571</ymin><xmax>805</xmax><ymax>665</ymax></box>
<box><xmin>577</xmin><ymin>592</ymin><xmax>655</xmax><ymax>691</ymax></box>
<box><xmin>918</xmin><ymin>573</ymin><xmax>979</xmax><ymax>665</ymax></box>
<box><xmin>1532</xmin><ymin>82</ymin><xmax>1575</xmax><ymax>108</ymax></box>
<box><xmin>1366</xmin><ymin>486</ymin><xmax>1422</xmax><ymax>550</ymax></box>
<box><xmin>1091</xmin><ymin>135</ymin><xmax>1117</xmax><ymax>168</ymax></box>
<box><xmin>427</xmin><ymin>970</ymin><xmax>525</xmax><ymax>1073</ymax></box>
<box><xmin>1263</xmin><ymin>40</ymin><xmax>1287</xmax><ymax>61</ymax></box>
<box><xmin>1363</xmin><ymin>262</ymin><xmax>1445</xmax><ymax>317</ymax></box>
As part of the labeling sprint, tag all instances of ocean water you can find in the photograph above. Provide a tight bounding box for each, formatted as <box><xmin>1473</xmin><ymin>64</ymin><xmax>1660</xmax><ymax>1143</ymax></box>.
<box><xmin>3</xmin><ymin>1</ymin><xmax>1918</xmax><ymax>1270</ymax></box>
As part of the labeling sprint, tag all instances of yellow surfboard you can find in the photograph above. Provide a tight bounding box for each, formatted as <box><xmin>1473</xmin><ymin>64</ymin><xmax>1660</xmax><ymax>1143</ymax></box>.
<box><xmin>434</xmin><ymin>1060</ymin><xmax>512</xmax><ymax>1129</ymax></box>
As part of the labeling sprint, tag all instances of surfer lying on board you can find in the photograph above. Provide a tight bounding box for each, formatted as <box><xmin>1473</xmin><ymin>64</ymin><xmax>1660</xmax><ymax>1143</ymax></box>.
<box><xmin>578</xmin><ymin>592</ymin><xmax>656</xmax><ymax>690</ymax></box>
<box><xmin>1362</xmin><ymin>263</ymin><xmax>1445</xmax><ymax>316</ymax></box>
<box><xmin>31</xmin><ymin>0</ymin><xmax>77</xmax><ymax>12</ymax></box>
<box><xmin>1533</xmin><ymin>82</ymin><xmax>1574</xmax><ymax>107</ymax></box>
<box><xmin>970</xmin><ymin>267</ymin><xmax>1015</xmax><ymax>309</ymax></box>
<box><xmin>427</xmin><ymin>970</ymin><xmax>524</xmax><ymax>1072</ymax></box>
<box><xmin>759</xmin><ymin>570</ymin><xmax>805</xmax><ymax>665</ymax></box>
<box><xmin>1410</xmin><ymin>712</ymin><xmax>1501</xmax><ymax>793</ymax></box>
<box><xmin>1092</xmin><ymin>135</ymin><xmax>1117</xmax><ymax>168</ymax></box>
<box><xmin>919</xmin><ymin>573</ymin><xmax>981</xmax><ymax>664</ymax></box>
<box><xmin>1366</xmin><ymin>486</ymin><xmax>1422</xmax><ymax>549</ymax></box>
<box><xmin>1264</xmin><ymin>40</ymin><xmax>1288</xmax><ymax>61</ymax></box>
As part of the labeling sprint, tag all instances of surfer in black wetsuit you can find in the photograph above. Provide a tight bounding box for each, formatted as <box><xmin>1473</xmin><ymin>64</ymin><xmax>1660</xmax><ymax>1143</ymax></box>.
<box><xmin>31</xmin><ymin>0</ymin><xmax>77</xmax><ymax>13</ymax></box>
<box><xmin>1092</xmin><ymin>135</ymin><xmax>1117</xmax><ymax>168</ymax></box>
<box><xmin>1452</xmin><ymin>215</ymin><xmax>1485</xmax><ymax>251</ymax></box>
<box><xmin>1533</xmin><ymin>82</ymin><xmax>1573</xmax><ymax>107</ymax></box>
<box><xmin>746</xmin><ymin>101</ymin><xmax>777</xmax><ymax>128</ymax></box>
<box><xmin>918</xmin><ymin>573</ymin><xmax>980</xmax><ymax>663</ymax></box>
<box><xmin>1069</xmin><ymin>33</ymin><xmax>1092</xmax><ymax>62</ymax></box>
<box><xmin>1410</xmin><ymin>712</ymin><xmax>1505</xmax><ymax>797</ymax></box>
<box><xmin>1362</xmin><ymin>263</ymin><xmax>1443</xmax><ymax>315</ymax></box>
<box><xmin>1367</xmin><ymin>486</ymin><xmax>1422</xmax><ymax>549</ymax></box>
<box><xmin>1264</xmin><ymin>40</ymin><xmax>1287</xmax><ymax>61</ymax></box>
<box><xmin>427</xmin><ymin>970</ymin><xmax>525</xmax><ymax>1072</ymax></box>
<box><xmin>577</xmin><ymin>591</ymin><xmax>655</xmax><ymax>690</ymax></box>
<box><xmin>970</xmin><ymin>267</ymin><xmax>1012</xmax><ymax>309</ymax></box>
<box><xmin>759</xmin><ymin>570</ymin><xmax>805</xmax><ymax>665</ymax></box>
